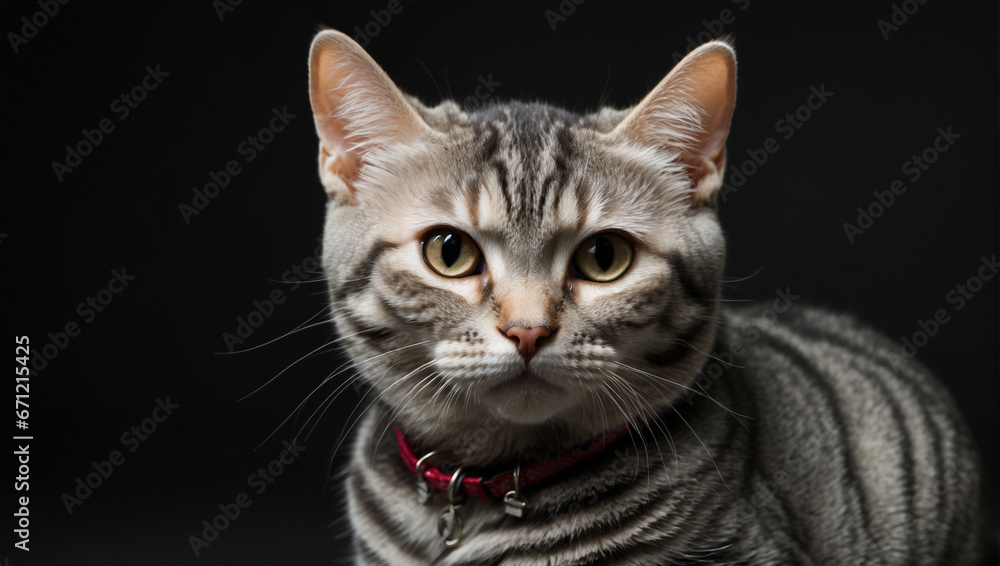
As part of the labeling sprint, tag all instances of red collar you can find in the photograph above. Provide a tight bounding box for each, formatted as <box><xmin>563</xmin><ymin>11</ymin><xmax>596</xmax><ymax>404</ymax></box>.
<box><xmin>396</xmin><ymin>424</ymin><xmax>631</xmax><ymax>501</ymax></box>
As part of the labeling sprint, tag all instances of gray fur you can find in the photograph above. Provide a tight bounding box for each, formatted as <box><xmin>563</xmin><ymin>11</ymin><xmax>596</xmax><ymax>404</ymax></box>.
<box><xmin>308</xmin><ymin>30</ymin><xmax>992</xmax><ymax>565</ymax></box>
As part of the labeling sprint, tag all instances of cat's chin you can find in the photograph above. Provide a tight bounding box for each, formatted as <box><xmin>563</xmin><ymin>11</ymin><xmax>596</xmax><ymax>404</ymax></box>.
<box><xmin>482</xmin><ymin>371</ymin><xmax>575</xmax><ymax>425</ymax></box>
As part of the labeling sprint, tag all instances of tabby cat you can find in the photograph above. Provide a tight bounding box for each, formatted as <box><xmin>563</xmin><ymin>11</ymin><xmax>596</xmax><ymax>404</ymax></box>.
<box><xmin>307</xmin><ymin>29</ymin><xmax>992</xmax><ymax>564</ymax></box>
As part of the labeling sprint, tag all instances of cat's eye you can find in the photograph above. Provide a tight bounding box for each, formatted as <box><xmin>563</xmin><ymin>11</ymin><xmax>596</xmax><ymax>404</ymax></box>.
<box><xmin>421</xmin><ymin>229</ymin><xmax>484</xmax><ymax>278</ymax></box>
<box><xmin>572</xmin><ymin>233</ymin><xmax>633</xmax><ymax>282</ymax></box>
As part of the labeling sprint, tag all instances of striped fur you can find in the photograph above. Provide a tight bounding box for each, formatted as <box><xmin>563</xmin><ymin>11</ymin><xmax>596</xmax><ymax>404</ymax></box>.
<box><xmin>308</xmin><ymin>30</ymin><xmax>992</xmax><ymax>564</ymax></box>
<box><xmin>345</xmin><ymin>306</ymin><xmax>991</xmax><ymax>565</ymax></box>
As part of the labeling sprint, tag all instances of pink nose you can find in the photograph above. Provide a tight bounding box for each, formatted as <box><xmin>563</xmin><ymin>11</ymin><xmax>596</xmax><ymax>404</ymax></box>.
<box><xmin>504</xmin><ymin>325</ymin><xmax>551</xmax><ymax>361</ymax></box>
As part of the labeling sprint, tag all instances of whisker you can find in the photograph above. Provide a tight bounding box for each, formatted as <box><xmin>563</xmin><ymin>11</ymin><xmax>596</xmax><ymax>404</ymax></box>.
<box><xmin>220</xmin><ymin>319</ymin><xmax>332</xmax><ymax>356</ymax></box>
<box><xmin>216</xmin><ymin>305</ymin><xmax>336</xmax><ymax>355</ymax></box>
<box><xmin>368</xmin><ymin>368</ymin><xmax>442</xmax><ymax>466</ymax></box>
<box><xmin>325</xmin><ymin>359</ymin><xmax>439</xmax><ymax>461</ymax></box>
<box><xmin>717</xmin><ymin>266</ymin><xmax>763</xmax><ymax>284</ymax></box>
<box><xmin>676</xmin><ymin>338</ymin><xmax>740</xmax><ymax>368</ymax></box>
<box><xmin>269</xmin><ymin>274</ymin><xmax>334</xmax><ymax>285</ymax></box>
<box><xmin>239</xmin><ymin>326</ymin><xmax>394</xmax><ymax>401</ymax></box>
<box><xmin>601</xmin><ymin>368</ymin><xmax>679</xmax><ymax>478</ymax></box>
<box><xmin>298</xmin><ymin>344</ymin><xmax>429</xmax><ymax>435</ymax></box>
<box><xmin>256</xmin><ymin>340</ymin><xmax>430</xmax><ymax>451</ymax></box>
<box><xmin>612</xmin><ymin>361</ymin><xmax>731</xmax><ymax>488</ymax></box>
<box><xmin>613</xmin><ymin>360</ymin><xmax>752</xmax><ymax>424</ymax></box>
<box><xmin>597</xmin><ymin>382</ymin><xmax>643</xmax><ymax>480</ymax></box>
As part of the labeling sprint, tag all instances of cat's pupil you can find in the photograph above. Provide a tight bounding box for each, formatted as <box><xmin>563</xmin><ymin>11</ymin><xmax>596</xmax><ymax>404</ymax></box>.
<box><xmin>441</xmin><ymin>233</ymin><xmax>462</xmax><ymax>267</ymax></box>
<box><xmin>591</xmin><ymin>236</ymin><xmax>614</xmax><ymax>272</ymax></box>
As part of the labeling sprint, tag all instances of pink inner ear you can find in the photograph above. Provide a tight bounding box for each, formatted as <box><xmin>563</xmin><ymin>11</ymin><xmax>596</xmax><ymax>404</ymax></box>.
<box><xmin>683</xmin><ymin>59</ymin><xmax>736</xmax><ymax>172</ymax></box>
<box><xmin>309</xmin><ymin>31</ymin><xmax>432</xmax><ymax>200</ymax></box>
<box><xmin>617</xmin><ymin>43</ymin><xmax>736</xmax><ymax>202</ymax></box>
<box><xmin>321</xmin><ymin>141</ymin><xmax>361</xmax><ymax>186</ymax></box>
<box><xmin>311</xmin><ymin>44</ymin><xmax>367</xmax><ymax>190</ymax></box>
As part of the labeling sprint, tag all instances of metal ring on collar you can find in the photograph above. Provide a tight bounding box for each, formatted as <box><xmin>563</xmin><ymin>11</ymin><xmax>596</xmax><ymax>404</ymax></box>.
<box><xmin>446</xmin><ymin>467</ymin><xmax>466</xmax><ymax>505</ymax></box>
<box><xmin>416</xmin><ymin>451</ymin><xmax>438</xmax><ymax>477</ymax></box>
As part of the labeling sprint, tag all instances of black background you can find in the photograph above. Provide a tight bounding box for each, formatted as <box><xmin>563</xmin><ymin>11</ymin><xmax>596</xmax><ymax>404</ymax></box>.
<box><xmin>3</xmin><ymin>1</ymin><xmax>997</xmax><ymax>564</ymax></box>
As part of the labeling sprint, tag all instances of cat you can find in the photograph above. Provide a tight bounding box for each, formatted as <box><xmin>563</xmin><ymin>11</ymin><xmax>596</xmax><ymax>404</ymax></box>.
<box><xmin>307</xmin><ymin>29</ymin><xmax>992</xmax><ymax>565</ymax></box>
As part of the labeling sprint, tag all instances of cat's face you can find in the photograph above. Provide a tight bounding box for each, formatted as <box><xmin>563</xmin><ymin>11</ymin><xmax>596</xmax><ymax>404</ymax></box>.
<box><xmin>309</xmin><ymin>31</ymin><xmax>736</xmax><ymax>456</ymax></box>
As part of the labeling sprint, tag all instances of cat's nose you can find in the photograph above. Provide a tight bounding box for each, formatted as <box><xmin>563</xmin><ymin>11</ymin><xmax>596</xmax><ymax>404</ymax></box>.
<box><xmin>504</xmin><ymin>325</ymin><xmax>551</xmax><ymax>362</ymax></box>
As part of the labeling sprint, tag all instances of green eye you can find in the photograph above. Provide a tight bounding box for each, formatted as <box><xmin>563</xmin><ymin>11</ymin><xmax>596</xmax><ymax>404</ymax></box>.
<box><xmin>572</xmin><ymin>233</ymin><xmax>633</xmax><ymax>282</ymax></box>
<box><xmin>422</xmin><ymin>229</ymin><xmax>483</xmax><ymax>278</ymax></box>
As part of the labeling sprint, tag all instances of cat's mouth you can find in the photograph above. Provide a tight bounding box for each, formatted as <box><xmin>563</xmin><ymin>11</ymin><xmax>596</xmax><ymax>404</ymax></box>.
<box><xmin>483</xmin><ymin>369</ymin><xmax>572</xmax><ymax>424</ymax></box>
<box><xmin>499</xmin><ymin>369</ymin><xmax>556</xmax><ymax>387</ymax></box>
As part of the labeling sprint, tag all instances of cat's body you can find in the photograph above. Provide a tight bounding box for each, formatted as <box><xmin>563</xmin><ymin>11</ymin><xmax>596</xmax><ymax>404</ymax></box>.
<box><xmin>347</xmin><ymin>306</ymin><xmax>987</xmax><ymax>565</ymax></box>
<box><xmin>307</xmin><ymin>30</ymin><xmax>991</xmax><ymax>564</ymax></box>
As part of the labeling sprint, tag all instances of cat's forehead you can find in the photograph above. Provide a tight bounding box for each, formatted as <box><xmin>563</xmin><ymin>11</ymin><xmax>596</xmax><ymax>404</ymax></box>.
<box><xmin>370</xmin><ymin>101</ymin><xmax>693</xmax><ymax>249</ymax></box>
<box><xmin>438</xmin><ymin>102</ymin><xmax>688</xmax><ymax>240</ymax></box>
<box><xmin>459</xmin><ymin>104</ymin><xmax>586</xmax><ymax>232</ymax></box>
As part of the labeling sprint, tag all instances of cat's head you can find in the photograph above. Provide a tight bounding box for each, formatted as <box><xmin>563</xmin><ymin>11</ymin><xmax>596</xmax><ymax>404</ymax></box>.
<box><xmin>309</xmin><ymin>30</ymin><xmax>736</xmax><ymax>462</ymax></box>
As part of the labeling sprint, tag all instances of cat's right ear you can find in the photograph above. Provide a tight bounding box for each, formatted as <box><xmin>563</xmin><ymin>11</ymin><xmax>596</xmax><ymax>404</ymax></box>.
<box><xmin>309</xmin><ymin>29</ymin><xmax>430</xmax><ymax>201</ymax></box>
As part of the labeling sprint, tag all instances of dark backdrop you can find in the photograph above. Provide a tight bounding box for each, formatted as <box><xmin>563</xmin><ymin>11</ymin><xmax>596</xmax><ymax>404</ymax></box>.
<box><xmin>3</xmin><ymin>1</ymin><xmax>997</xmax><ymax>564</ymax></box>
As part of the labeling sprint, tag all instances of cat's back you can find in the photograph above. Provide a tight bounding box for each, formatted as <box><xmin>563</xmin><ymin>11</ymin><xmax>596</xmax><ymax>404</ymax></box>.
<box><xmin>717</xmin><ymin>303</ymin><xmax>991</xmax><ymax>564</ymax></box>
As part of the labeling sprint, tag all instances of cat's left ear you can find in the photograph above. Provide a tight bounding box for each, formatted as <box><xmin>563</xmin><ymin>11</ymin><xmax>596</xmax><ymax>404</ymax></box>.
<box><xmin>309</xmin><ymin>29</ymin><xmax>431</xmax><ymax>201</ymax></box>
<box><xmin>614</xmin><ymin>41</ymin><xmax>737</xmax><ymax>205</ymax></box>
